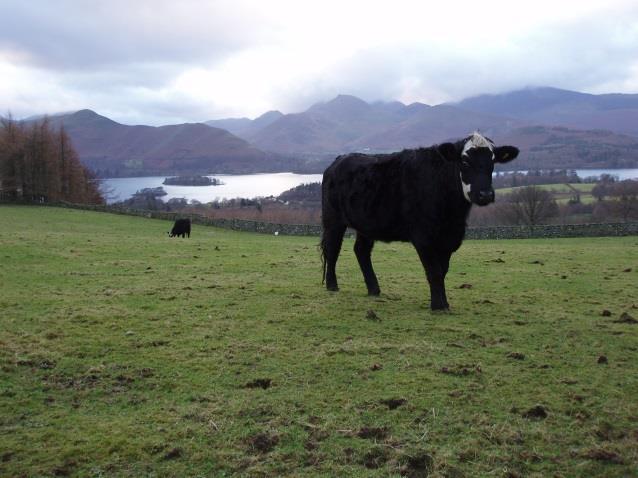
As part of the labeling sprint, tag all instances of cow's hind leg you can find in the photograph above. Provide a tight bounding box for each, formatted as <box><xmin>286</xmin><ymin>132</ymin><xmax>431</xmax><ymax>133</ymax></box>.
<box><xmin>321</xmin><ymin>224</ymin><xmax>346</xmax><ymax>291</ymax></box>
<box><xmin>354</xmin><ymin>233</ymin><xmax>380</xmax><ymax>296</ymax></box>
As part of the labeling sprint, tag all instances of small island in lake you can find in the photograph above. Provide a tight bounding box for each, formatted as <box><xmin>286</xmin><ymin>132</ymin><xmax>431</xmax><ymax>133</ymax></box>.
<box><xmin>163</xmin><ymin>175</ymin><xmax>223</xmax><ymax>186</ymax></box>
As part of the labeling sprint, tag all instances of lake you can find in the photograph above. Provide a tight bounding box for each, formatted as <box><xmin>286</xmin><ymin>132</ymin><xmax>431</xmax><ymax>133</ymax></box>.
<box><xmin>101</xmin><ymin>169</ymin><xmax>638</xmax><ymax>204</ymax></box>
<box><xmin>101</xmin><ymin>173</ymin><xmax>323</xmax><ymax>204</ymax></box>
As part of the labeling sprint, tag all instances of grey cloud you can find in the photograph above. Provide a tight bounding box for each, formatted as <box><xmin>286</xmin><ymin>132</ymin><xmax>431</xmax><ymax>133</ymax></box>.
<box><xmin>0</xmin><ymin>0</ymin><xmax>271</xmax><ymax>71</ymax></box>
<box><xmin>291</xmin><ymin>11</ymin><xmax>638</xmax><ymax>109</ymax></box>
<box><xmin>1</xmin><ymin>0</ymin><xmax>636</xmax><ymax>125</ymax></box>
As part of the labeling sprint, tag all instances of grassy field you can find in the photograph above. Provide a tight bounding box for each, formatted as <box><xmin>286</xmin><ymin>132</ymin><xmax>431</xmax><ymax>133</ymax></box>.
<box><xmin>1</xmin><ymin>205</ymin><xmax>637</xmax><ymax>477</ymax></box>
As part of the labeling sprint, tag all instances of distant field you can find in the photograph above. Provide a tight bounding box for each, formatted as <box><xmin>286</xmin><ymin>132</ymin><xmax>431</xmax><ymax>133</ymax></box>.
<box><xmin>496</xmin><ymin>183</ymin><xmax>597</xmax><ymax>204</ymax></box>
<box><xmin>1</xmin><ymin>206</ymin><xmax>637</xmax><ymax>477</ymax></box>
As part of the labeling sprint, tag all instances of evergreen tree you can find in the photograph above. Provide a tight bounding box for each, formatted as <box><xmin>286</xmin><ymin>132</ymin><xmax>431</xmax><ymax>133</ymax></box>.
<box><xmin>0</xmin><ymin>117</ymin><xmax>103</xmax><ymax>204</ymax></box>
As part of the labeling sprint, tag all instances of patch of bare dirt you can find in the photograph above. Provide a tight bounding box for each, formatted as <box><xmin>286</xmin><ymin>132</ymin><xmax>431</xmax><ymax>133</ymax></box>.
<box><xmin>247</xmin><ymin>432</ymin><xmax>279</xmax><ymax>453</ymax></box>
<box><xmin>51</xmin><ymin>459</ymin><xmax>77</xmax><ymax>476</ymax></box>
<box><xmin>613</xmin><ymin>312</ymin><xmax>637</xmax><ymax>324</ymax></box>
<box><xmin>400</xmin><ymin>452</ymin><xmax>434</xmax><ymax>478</ymax></box>
<box><xmin>163</xmin><ymin>448</ymin><xmax>182</xmax><ymax>460</ymax></box>
<box><xmin>592</xmin><ymin>421</ymin><xmax>630</xmax><ymax>442</ymax></box>
<box><xmin>522</xmin><ymin>405</ymin><xmax>548</xmax><ymax>420</ymax></box>
<box><xmin>357</xmin><ymin>426</ymin><xmax>389</xmax><ymax>440</ymax></box>
<box><xmin>440</xmin><ymin>364</ymin><xmax>482</xmax><ymax>376</ymax></box>
<box><xmin>244</xmin><ymin>378</ymin><xmax>272</xmax><ymax>389</ymax></box>
<box><xmin>380</xmin><ymin>398</ymin><xmax>407</xmax><ymax>410</ymax></box>
<box><xmin>581</xmin><ymin>447</ymin><xmax>624</xmax><ymax>464</ymax></box>
<box><xmin>507</xmin><ymin>352</ymin><xmax>525</xmax><ymax>360</ymax></box>
<box><xmin>17</xmin><ymin>357</ymin><xmax>56</xmax><ymax>369</ymax></box>
<box><xmin>366</xmin><ymin>310</ymin><xmax>381</xmax><ymax>321</ymax></box>
<box><xmin>359</xmin><ymin>446</ymin><xmax>390</xmax><ymax>469</ymax></box>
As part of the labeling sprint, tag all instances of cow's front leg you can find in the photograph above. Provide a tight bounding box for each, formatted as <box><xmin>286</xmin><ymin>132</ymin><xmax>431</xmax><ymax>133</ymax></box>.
<box><xmin>414</xmin><ymin>244</ymin><xmax>449</xmax><ymax>311</ymax></box>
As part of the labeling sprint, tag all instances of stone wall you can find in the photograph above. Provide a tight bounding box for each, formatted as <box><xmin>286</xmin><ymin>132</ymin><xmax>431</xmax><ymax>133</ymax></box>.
<box><xmin>465</xmin><ymin>222</ymin><xmax>638</xmax><ymax>240</ymax></box>
<box><xmin>8</xmin><ymin>201</ymin><xmax>638</xmax><ymax>240</ymax></box>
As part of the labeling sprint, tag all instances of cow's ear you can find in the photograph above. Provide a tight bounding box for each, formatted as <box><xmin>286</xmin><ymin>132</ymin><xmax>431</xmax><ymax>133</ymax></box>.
<box><xmin>437</xmin><ymin>142</ymin><xmax>458</xmax><ymax>162</ymax></box>
<box><xmin>494</xmin><ymin>146</ymin><xmax>519</xmax><ymax>163</ymax></box>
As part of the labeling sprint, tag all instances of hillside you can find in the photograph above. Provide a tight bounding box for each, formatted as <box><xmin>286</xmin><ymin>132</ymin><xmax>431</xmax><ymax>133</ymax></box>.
<box><xmin>45</xmin><ymin>110</ymin><xmax>293</xmax><ymax>177</ymax></box>
<box><xmin>1</xmin><ymin>206</ymin><xmax>637</xmax><ymax>477</ymax></box>
<box><xmin>208</xmin><ymin>88</ymin><xmax>638</xmax><ymax>169</ymax></box>
<box><xmin>205</xmin><ymin>110</ymin><xmax>284</xmax><ymax>137</ymax></box>
<box><xmin>23</xmin><ymin>87</ymin><xmax>638</xmax><ymax>176</ymax></box>
<box><xmin>499</xmin><ymin>125</ymin><xmax>638</xmax><ymax>170</ymax></box>
<box><xmin>237</xmin><ymin>95</ymin><xmax>526</xmax><ymax>154</ymax></box>
<box><xmin>455</xmin><ymin>87</ymin><xmax>638</xmax><ymax>137</ymax></box>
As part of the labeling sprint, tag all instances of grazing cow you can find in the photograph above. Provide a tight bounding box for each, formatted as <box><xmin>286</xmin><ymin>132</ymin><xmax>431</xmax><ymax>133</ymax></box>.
<box><xmin>320</xmin><ymin>132</ymin><xmax>519</xmax><ymax>310</ymax></box>
<box><xmin>168</xmin><ymin>218</ymin><xmax>191</xmax><ymax>238</ymax></box>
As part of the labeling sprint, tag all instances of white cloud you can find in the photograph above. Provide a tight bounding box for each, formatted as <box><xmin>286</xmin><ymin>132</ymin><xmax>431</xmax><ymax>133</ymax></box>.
<box><xmin>0</xmin><ymin>0</ymin><xmax>636</xmax><ymax>124</ymax></box>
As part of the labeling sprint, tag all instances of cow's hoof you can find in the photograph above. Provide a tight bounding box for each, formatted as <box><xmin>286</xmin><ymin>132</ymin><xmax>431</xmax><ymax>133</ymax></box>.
<box><xmin>430</xmin><ymin>304</ymin><xmax>450</xmax><ymax>312</ymax></box>
<box><xmin>326</xmin><ymin>285</ymin><xmax>339</xmax><ymax>292</ymax></box>
<box><xmin>367</xmin><ymin>289</ymin><xmax>381</xmax><ymax>296</ymax></box>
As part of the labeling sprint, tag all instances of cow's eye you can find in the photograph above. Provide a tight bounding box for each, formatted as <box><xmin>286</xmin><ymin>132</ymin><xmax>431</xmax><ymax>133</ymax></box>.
<box><xmin>461</xmin><ymin>160</ymin><xmax>470</xmax><ymax>168</ymax></box>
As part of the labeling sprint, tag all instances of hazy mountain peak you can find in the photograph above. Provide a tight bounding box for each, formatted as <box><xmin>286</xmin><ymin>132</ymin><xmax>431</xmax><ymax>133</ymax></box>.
<box><xmin>453</xmin><ymin>86</ymin><xmax>638</xmax><ymax>136</ymax></box>
<box><xmin>406</xmin><ymin>102</ymin><xmax>431</xmax><ymax>111</ymax></box>
<box><xmin>308</xmin><ymin>94</ymin><xmax>371</xmax><ymax>120</ymax></box>
<box><xmin>74</xmin><ymin>108</ymin><xmax>99</xmax><ymax>116</ymax></box>
<box><xmin>254</xmin><ymin>110</ymin><xmax>284</xmax><ymax>124</ymax></box>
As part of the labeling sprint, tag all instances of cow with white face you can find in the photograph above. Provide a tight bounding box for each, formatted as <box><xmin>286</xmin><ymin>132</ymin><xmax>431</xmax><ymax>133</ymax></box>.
<box><xmin>457</xmin><ymin>132</ymin><xmax>519</xmax><ymax>206</ymax></box>
<box><xmin>321</xmin><ymin>132</ymin><xmax>519</xmax><ymax>310</ymax></box>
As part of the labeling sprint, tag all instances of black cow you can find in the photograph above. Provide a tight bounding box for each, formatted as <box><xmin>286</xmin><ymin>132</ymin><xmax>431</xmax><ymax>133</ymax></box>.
<box><xmin>320</xmin><ymin>132</ymin><xmax>519</xmax><ymax>310</ymax></box>
<box><xmin>168</xmin><ymin>218</ymin><xmax>191</xmax><ymax>238</ymax></box>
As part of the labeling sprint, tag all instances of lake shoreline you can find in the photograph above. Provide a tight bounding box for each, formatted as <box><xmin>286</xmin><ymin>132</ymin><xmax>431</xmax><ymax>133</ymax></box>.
<box><xmin>101</xmin><ymin>169</ymin><xmax>638</xmax><ymax>204</ymax></box>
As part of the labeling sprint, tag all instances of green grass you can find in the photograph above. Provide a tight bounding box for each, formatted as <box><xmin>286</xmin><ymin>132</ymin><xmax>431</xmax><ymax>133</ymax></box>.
<box><xmin>1</xmin><ymin>205</ymin><xmax>637</xmax><ymax>477</ymax></box>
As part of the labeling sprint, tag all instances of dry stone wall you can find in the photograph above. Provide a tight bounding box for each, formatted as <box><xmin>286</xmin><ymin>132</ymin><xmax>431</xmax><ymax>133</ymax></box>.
<box><xmin>12</xmin><ymin>202</ymin><xmax>638</xmax><ymax>240</ymax></box>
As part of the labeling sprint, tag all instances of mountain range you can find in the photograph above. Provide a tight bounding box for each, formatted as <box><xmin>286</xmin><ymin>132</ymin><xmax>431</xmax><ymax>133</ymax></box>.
<box><xmin>23</xmin><ymin>87</ymin><xmax>638</xmax><ymax>176</ymax></box>
<box><xmin>41</xmin><ymin>109</ymin><xmax>295</xmax><ymax>177</ymax></box>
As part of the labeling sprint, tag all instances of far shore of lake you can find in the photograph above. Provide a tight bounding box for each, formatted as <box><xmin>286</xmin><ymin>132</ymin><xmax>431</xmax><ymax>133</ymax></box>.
<box><xmin>101</xmin><ymin>169</ymin><xmax>638</xmax><ymax>204</ymax></box>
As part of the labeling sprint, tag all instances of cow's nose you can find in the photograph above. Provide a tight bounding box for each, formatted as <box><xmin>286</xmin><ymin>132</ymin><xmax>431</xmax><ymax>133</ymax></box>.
<box><xmin>479</xmin><ymin>189</ymin><xmax>495</xmax><ymax>203</ymax></box>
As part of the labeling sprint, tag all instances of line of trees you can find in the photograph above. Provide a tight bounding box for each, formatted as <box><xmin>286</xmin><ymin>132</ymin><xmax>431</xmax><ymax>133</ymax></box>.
<box><xmin>492</xmin><ymin>169</ymin><xmax>581</xmax><ymax>188</ymax></box>
<box><xmin>591</xmin><ymin>180</ymin><xmax>638</xmax><ymax>222</ymax></box>
<box><xmin>469</xmin><ymin>181</ymin><xmax>638</xmax><ymax>226</ymax></box>
<box><xmin>0</xmin><ymin>116</ymin><xmax>103</xmax><ymax>204</ymax></box>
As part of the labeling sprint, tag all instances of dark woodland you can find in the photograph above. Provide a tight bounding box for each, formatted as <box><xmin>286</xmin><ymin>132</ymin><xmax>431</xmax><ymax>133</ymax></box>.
<box><xmin>0</xmin><ymin>116</ymin><xmax>103</xmax><ymax>204</ymax></box>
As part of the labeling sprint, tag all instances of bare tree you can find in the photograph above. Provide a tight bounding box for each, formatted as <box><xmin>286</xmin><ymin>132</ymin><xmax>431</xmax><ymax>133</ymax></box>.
<box><xmin>499</xmin><ymin>186</ymin><xmax>559</xmax><ymax>226</ymax></box>
<box><xmin>607</xmin><ymin>180</ymin><xmax>638</xmax><ymax>222</ymax></box>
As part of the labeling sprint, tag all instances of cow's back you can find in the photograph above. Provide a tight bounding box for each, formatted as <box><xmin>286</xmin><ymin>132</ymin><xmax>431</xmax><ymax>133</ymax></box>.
<box><xmin>322</xmin><ymin>151</ymin><xmax>416</xmax><ymax>241</ymax></box>
<box><xmin>322</xmin><ymin>147</ymin><xmax>468</xmax><ymax>245</ymax></box>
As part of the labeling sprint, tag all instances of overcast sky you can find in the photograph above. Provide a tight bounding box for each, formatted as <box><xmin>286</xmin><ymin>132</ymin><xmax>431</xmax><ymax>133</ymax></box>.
<box><xmin>1</xmin><ymin>0</ymin><xmax>637</xmax><ymax>125</ymax></box>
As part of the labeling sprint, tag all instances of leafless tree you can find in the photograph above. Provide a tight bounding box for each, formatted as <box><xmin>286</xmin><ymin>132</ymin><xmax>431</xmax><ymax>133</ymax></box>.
<box><xmin>499</xmin><ymin>186</ymin><xmax>559</xmax><ymax>226</ymax></box>
<box><xmin>607</xmin><ymin>180</ymin><xmax>638</xmax><ymax>222</ymax></box>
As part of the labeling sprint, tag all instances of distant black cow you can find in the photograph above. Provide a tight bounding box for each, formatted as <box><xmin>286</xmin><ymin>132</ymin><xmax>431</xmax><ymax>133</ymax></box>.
<box><xmin>168</xmin><ymin>218</ymin><xmax>191</xmax><ymax>238</ymax></box>
<box><xmin>320</xmin><ymin>132</ymin><xmax>519</xmax><ymax>310</ymax></box>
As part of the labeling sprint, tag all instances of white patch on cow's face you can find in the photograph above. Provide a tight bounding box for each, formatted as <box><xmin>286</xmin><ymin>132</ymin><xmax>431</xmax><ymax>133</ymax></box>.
<box><xmin>459</xmin><ymin>132</ymin><xmax>497</xmax><ymax>204</ymax></box>
<box><xmin>461</xmin><ymin>132</ymin><xmax>495</xmax><ymax>159</ymax></box>
<box><xmin>460</xmin><ymin>172</ymin><xmax>472</xmax><ymax>203</ymax></box>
